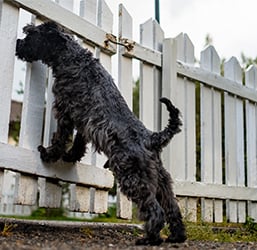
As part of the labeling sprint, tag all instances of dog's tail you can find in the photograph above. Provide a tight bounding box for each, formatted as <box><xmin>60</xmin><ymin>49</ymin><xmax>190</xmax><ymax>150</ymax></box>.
<box><xmin>150</xmin><ymin>98</ymin><xmax>182</xmax><ymax>149</ymax></box>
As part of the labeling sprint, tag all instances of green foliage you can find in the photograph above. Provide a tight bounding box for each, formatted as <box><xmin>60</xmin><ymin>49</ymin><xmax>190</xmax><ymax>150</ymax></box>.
<box><xmin>244</xmin><ymin>216</ymin><xmax>257</xmax><ymax>233</ymax></box>
<box><xmin>204</xmin><ymin>34</ymin><xmax>213</xmax><ymax>47</ymax></box>
<box><xmin>184</xmin><ymin>219</ymin><xmax>257</xmax><ymax>243</ymax></box>
<box><xmin>133</xmin><ymin>78</ymin><xmax>139</xmax><ymax>118</ymax></box>
<box><xmin>16</xmin><ymin>81</ymin><xmax>24</xmax><ymax>95</ymax></box>
<box><xmin>0</xmin><ymin>223</ymin><xmax>17</xmax><ymax>236</ymax></box>
<box><xmin>30</xmin><ymin>207</ymin><xmax>66</xmax><ymax>219</ymax></box>
<box><xmin>8</xmin><ymin>121</ymin><xmax>20</xmax><ymax>143</ymax></box>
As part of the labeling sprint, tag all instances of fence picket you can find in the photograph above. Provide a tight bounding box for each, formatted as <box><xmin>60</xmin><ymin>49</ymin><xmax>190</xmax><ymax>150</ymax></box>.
<box><xmin>175</xmin><ymin>34</ymin><xmax>197</xmax><ymax>221</ymax></box>
<box><xmin>200</xmin><ymin>46</ymin><xmax>223</xmax><ymax>222</ymax></box>
<box><xmin>95</xmin><ymin>0</ymin><xmax>112</xmax><ymax>167</ymax></box>
<box><xmin>90</xmin><ymin>188</ymin><xmax>109</xmax><ymax>213</ymax></box>
<box><xmin>116</xmin><ymin>4</ymin><xmax>133</xmax><ymax>219</ymax></box>
<box><xmin>245</xmin><ymin>65</ymin><xmax>257</xmax><ymax>221</ymax></box>
<box><xmin>224</xmin><ymin>57</ymin><xmax>246</xmax><ymax>222</ymax></box>
<box><xmin>14</xmin><ymin>174</ymin><xmax>37</xmax><ymax>205</ymax></box>
<box><xmin>38</xmin><ymin>178</ymin><xmax>62</xmax><ymax>208</ymax></box>
<box><xmin>19</xmin><ymin>62</ymin><xmax>46</xmax><ymax>149</ymax></box>
<box><xmin>69</xmin><ymin>184</ymin><xmax>91</xmax><ymax>212</ymax></box>
<box><xmin>80</xmin><ymin>0</ymin><xmax>97</xmax><ymax>25</ymax></box>
<box><xmin>0</xmin><ymin>2</ymin><xmax>19</xmax><ymax>143</ymax></box>
<box><xmin>0</xmin><ymin>172</ymin><xmax>3</xmax><ymax>203</ymax></box>
<box><xmin>140</xmin><ymin>19</ymin><xmax>163</xmax><ymax>131</ymax></box>
<box><xmin>162</xmin><ymin>34</ymin><xmax>197</xmax><ymax>221</ymax></box>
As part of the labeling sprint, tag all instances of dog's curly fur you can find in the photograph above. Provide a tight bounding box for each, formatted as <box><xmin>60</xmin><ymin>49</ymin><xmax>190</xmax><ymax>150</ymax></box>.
<box><xmin>16</xmin><ymin>21</ymin><xmax>186</xmax><ymax>245</ymax></box>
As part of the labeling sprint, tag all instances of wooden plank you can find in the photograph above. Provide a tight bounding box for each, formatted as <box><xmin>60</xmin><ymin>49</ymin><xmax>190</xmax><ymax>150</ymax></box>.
<box><xmin>92</xmin><ymin>189</ymin><xmax>108</xmax><ymax>213</ymax></box>
<box><xmin>43</xmin><ymin>69</ymin><xmax>57</xmax><ymax>147</ymax></box>
<box><xmin>38</xmin><ymin>178</ymin><xmax>62</xmax><ymax>208</ymax></box>
<box><xmin>0</xmin><ymin>2</ymin><xmax>19</xmax><ymax>143</ymax></box>
<box><xmin>80</xmin><ymin>0</ymin><xmax>96</xmax><ymax>24</ymax></box>
<box><xmin>140</xmin><ymin>19</ymin><xmax>163</xmax><ymax>131</ymax></box>
<box><xmin>93</xmin><ymin>0</ymin><xmax>112</xmax><ymax>168</ymax></box>
<box><xmin>200</xmin><ymin>45</ymin><xmax>223</xmax><ymax>222</ymax></box>
<box><xmin>97</xmin><ymin>0</ymin><xmax>113</xmax><ymax>33</ymax></box>
<box><xmin>162</xmin><ymin>34</ymin><xmax>196</xmax><ymax>221</ymax></box>
<box><xmin>245</xmin><ymin>65</ymin><xmax>257</xmax><ymax>221</ymax></box>
<box><xmin>0</xmin><ymin>170</ymin><xmax>4</xmax><ymax>202</ymax></box>
<box><xmin>19</xmin><ymin>62</ymin><xmax>46</xmax><ymax>149</ymax></box>
<box><xmin>224</xmin><ymin>57</ymin><xmax>245</xmax><ymax>223</ymax></box>
<box><xmin>83</xmin><ymin>0</ymin><xmax>113</xmax><ymax>214</ymax></box>
<box><xmin>6</xmin><ymin>0</ymin><xmax>116</xmax><ymax>55</ymax></box>
<box><xmin>116</xmin><ymin>4</ymin><xmax>133</xmax><ymax>219</ymax></box>
<box><xmin>78</xmin><ymin>2</ymin><xmax>96</xmax><ymax>167</ymax></box>
<box><xmin>57</xmin><ymin>0</ymin><xmax>74</xmax><ymax>12</ymax></box>
<box><xmin>140</xmin><ymin>19</ymin><xmax>154</xmax><ymax>130</ymax></box>
<box><xmin>161</xmin><ymin>38</ymin><xmax>177</xmax><ymax>172</ymax></box>
<box><xmin>174</xmin><ymin>181</ymin><xmax>257</xmax><ymax>201</ymax></box>
<box><xmin>140</xmin><ymin>63</ymin><xmax>155</xmax><ymax>129</ymax></box>
<box><xmin>0</xmin><ymin>142</ymin><xmax>114</xmax><ymax>189</ymax></box>
<box><xmin>121</xmin><ymin>42</ymin><xmax>162</xmax><ymax>67</ymax></box>
<box><xmin>14</xmin><ymin>174</ymin><xmax>37</xmax><ymax>205</ymax></box>
<box><xmin>177</xmin><ymin>62</ymin><xmax>257</xmax><ymax>103</ymax></box>
<box><xmin>176</xmin><ymin>33</ymin><xmax>197</xmax><ymax>222</ymax></box>
<box><xmin>69</xmin><ymin>184</ymin><xmax>90</xmax><ymax>212</ymax></box>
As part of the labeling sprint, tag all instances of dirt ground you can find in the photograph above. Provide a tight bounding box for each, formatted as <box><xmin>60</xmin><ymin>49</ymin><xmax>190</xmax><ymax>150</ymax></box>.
<box><xmin>0</xmin><ymin>218</ymin><xmax>256</xmax><ymax>250</ymax></box>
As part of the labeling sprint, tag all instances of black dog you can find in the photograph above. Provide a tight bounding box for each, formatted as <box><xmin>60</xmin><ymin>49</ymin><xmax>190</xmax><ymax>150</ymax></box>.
<box><xmin>16</xmin><ymin>21</ymin><xmax>186</xmax><ymax>245</ymax></box>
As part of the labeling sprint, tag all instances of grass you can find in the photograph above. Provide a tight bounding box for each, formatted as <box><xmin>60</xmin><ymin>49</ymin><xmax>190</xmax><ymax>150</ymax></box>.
<box><xmin>184</xmin><ymin>218</ymin><xmax>257</xmax><ymax>243</ymax></box>
<box><xmin>0</xmin><ymin>223</ymin><xmax>17</xmax><ymax>236</ymax></box>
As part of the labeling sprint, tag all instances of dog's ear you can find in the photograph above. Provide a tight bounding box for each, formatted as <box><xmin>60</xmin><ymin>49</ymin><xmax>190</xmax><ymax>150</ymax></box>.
<box><xmin>43</xmin><ymin>21</ymin><xmax>60</xmax><ymax>31</ymax></box>
<box><xmin>23</xmin><ymin>24</ymin><xmax>36</xmax><ymax>34</ymax></box>
<box><xmin>42</xmin><ymin>21</ymin><xmax>68</xmax><ymax>45</ymax></box>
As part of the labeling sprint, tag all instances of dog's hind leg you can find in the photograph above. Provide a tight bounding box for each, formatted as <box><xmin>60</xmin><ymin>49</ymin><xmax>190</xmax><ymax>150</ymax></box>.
<box><xmin>156</xmin><ymin>164</ymin><xmax>187</xmax><ymax>243</ymax></box>
<box><xmin>114</xmin><ymin>157</ymin><xmax>165</xmax><ymax>246</ymax></box>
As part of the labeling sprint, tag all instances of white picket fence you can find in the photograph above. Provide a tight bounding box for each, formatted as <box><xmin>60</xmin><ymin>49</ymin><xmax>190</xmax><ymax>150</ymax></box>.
<box><xmin>1</xmin><ymin>0</ymin><xmax>257</xmax><ymax>223</ymax></box>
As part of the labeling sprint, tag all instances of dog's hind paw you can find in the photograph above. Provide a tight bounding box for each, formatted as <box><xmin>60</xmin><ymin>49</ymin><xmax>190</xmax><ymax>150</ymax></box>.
<box><xmin>165</xmin><ymin>233</ymin><xmax>187</xmax><ymax>243</ymax></box>
<box><xmin>135</xmin><ymin>237</ymin><xmax>163</xmax><ymax>246</ymax></box>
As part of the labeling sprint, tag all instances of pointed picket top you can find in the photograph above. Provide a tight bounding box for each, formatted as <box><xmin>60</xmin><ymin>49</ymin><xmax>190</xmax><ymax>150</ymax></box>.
<box><xmin>153</xmin><ymin>19</ymin><xmax>164</xmax><ymax>51</ymax></box>
<box><xmin>80</xmin><ymin>0</ymin><xmax>97</xmax><ymax>25</ymax></box>
<box><xmin>119</xmin><ymin>4</ymin><xmax>133</xmax><ymax>39</ymax></box>
<box><xmin>174</xmin><ymin>33</ymin><xmax>194</xmax><ymax>64</ymax></box>
<box><xmin>245</xmin><ymin>65</ymin><xmax>257</xmax><ymax>90</ymax></box>
<box><xmin>200</xmin><ymin>45</ymin><xmax>220</xmax><ymax>74</ymax></box>
<box><xmin>97</xmin><ymin>0</ymin><xmax>113</xmax><ymax>33</ymax></box>
<box><xmin>140</xmin><ymin>18</ymin><xmax>164</xmax><ymax>51</ymax></box>
<box><xmin>224</xmin><ymin>57</ymin><xmax>242</xmax><ymax>84</ymax></box>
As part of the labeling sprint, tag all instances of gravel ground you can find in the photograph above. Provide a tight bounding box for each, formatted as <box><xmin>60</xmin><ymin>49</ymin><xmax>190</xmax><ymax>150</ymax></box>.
<box><xmin>0</xmin><ymin>218</ymin><xmax>256</xmax><ymax>250</ymax></box>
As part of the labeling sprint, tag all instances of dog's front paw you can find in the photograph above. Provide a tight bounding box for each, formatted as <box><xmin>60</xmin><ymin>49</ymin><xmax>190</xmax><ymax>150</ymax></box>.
<box><xmin>37</xmin><ymin>145</ymin><xmax>60</xmax><ymax>163</ymax></box>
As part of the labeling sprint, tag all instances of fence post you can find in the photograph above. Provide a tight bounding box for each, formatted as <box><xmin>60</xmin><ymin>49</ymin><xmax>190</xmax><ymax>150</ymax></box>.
<box><xmin>200</xmin><ymin>45</ymin><xmax>223</xmax><ymax>222</ymax></box>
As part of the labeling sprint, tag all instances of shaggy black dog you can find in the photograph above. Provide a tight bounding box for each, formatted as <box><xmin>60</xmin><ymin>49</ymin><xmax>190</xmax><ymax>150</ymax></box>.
<box><xmin>16</xmin><ymin>21</ymin><xmax>186</xmax><ymax>246</ymax></box>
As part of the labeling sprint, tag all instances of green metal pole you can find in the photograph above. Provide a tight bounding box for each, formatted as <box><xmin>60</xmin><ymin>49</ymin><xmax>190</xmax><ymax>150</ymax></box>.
<box><xmin>155</xmin><ymin>0</ymin><xmax>160</xmax><ymax>23</ymax></box>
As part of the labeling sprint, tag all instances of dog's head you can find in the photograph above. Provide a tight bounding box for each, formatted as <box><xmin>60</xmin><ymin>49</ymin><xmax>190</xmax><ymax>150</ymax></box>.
<box><xmin>16</xmin><ymin>21</ymin><xmax>68</xmax><ymax>63</ymax></box>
